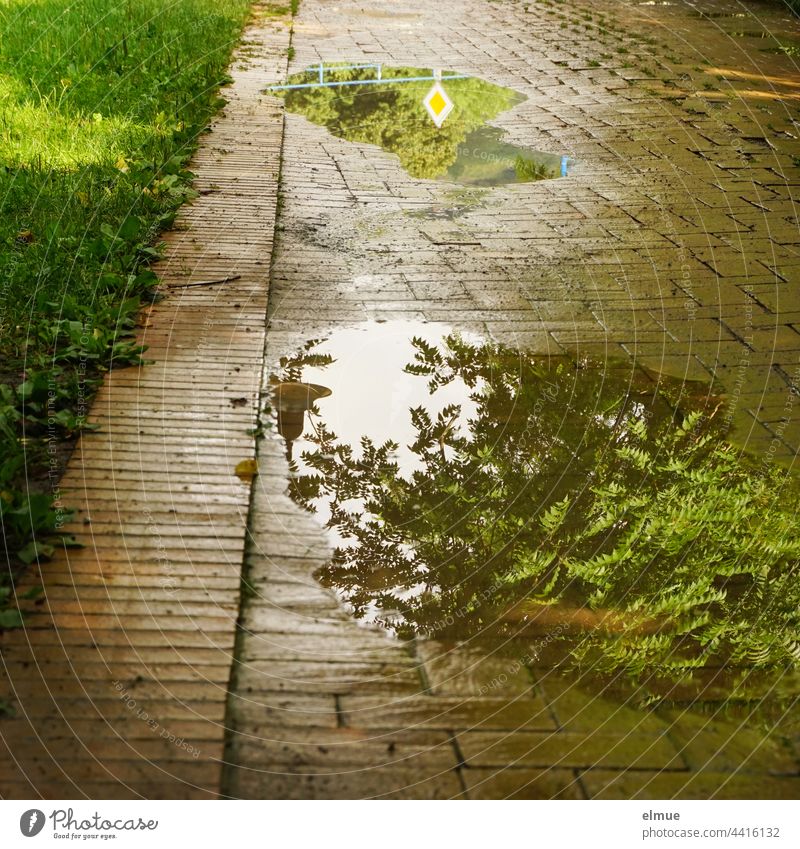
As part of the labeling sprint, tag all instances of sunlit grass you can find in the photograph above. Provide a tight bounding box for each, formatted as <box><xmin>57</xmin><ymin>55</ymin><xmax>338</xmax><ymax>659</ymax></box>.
<box><xmin>0</xmin><ymin>101</ymin><xmax>156</xmax><ymax>167</ymax></box>
<box><xmin>0</xmin><ymin>70</ymin><xmax>155</xmax><ymax>167</ymax></box>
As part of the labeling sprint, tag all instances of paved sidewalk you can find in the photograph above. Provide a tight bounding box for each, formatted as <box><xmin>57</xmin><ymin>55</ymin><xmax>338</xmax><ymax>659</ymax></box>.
<box><xmin>266</xmin><ymin>0</ymin><xmax>800</xmax><ymax>457</ymax></box>
<box><xmin>224</xmin><ymin>0</ymin><xmax>800</xmax><ymax>799</ymax></box>
<box><xmin>0</xmin><ymin>3</ymin><xmax>290</xmax><ymax>799</ymax></box>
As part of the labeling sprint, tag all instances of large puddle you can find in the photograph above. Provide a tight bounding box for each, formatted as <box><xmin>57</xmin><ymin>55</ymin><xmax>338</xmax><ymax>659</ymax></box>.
<box><xmin>276</xmin><ymin>64</ymin><xmax>566</xmax><ymax>185</ymax></box>
<box><xmin>267</xmin><ymin>322</ymin><xmax>800</xmax><ymax>707</ymax></box>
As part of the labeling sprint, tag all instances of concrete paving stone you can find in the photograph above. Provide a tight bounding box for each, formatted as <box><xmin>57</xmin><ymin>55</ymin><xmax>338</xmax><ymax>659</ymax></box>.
<box><xmin>228</xmin><ymin>728</ymin><xmax>457</xmax><ymax>770</ymax></box>
<box><xmin>538</xmin><ymin>675</ymin><xmax>670</xmax><ymax>735</ymax></box>
<box><xmin>4</xmin><ymin>696</ymin><xmax>227</xmax><ymax>722</ymax></box>
<box><xmin>339</xmin><ymin>694</ymin><xmax>556</xmax><ymax>732</ymax></box>
<box><xmin>240</xmin><ymin>631</ymin><xmax>408</xmax><ymax>662</ymax></box>
<box><xmin>228</xmin><ymin>693</ymin><xmax>339</xmax><ymax>728</ymax></box>
<box><xmin>744</xmin><ymin>326</ymin><xmax>800</xmax><ymax>354</ymax></box>
<box><xmin>237</xmin><ymin>660</ymin><xmax>423</xmax><ymax>695</ymax></box>
<box><xmin>7</xmin><ymin>0</ymin><xmax>791</xmax><ymax>800</ymax></box>
<box><xmin>241</xmin><ymin>607</ymin><xmax>355</xmax><ymax>635</ymax></box>
<box><xmin>663</xmin><ymin>714</ymin><xmax>800</xmax><ymax>775</ymax></box>
<box><xmin>461</xmin><ymin>766</ymin><xmax>584</xmax><ymax>799</ymax></box>
<box><xmin>415</xmin><ymin>641</ymin><xmax>535</xmax><ymax>697</ymax></box>
<box><xmin>0</xmin><ymin>780</ymin><xmax>217</xmax><ymax>801</ymax></box>
<box><xmin>15</xmin><ymin>660</ymin><xmax>232</xmax><ymax>685</ymax></box>
<box><xmin>0</xmin><ymin>745</ymin><xmax>223</xmax><ymax>787</ymax></box>
<box><xmin>228</xmin><ymin>764</ymin><xmax>464</xmax><ymax>799</ymax></box>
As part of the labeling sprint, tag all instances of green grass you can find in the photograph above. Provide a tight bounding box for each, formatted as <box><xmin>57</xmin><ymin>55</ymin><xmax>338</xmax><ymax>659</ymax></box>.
<box><xmin>0</xmin><ymin>0</ymin><xmax>252</xmax><ymax>624</ymax></box>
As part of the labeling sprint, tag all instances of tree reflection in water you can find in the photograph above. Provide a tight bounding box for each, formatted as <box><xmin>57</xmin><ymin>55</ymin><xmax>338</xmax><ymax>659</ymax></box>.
<box><xmin>279</xmin><ymin>65</ymin><xmax>563</xmax><ymax>185</ymax></box>
<box><xmin>270</xmin><ymin>330</ymin><xmax>800</xmax><ymax>697</ymax></box>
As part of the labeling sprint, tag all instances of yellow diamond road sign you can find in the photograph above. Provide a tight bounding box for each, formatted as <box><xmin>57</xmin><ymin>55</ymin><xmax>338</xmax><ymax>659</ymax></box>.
<box><xmin>424</xmin><ymin>82</ymin><xmax>453</xmax><ymax>128</ymax></box>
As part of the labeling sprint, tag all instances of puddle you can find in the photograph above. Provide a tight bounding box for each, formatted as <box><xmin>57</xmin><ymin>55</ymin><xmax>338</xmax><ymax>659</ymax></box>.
<box><xmin>762</xmin><ymin>41</ymin><xmax>800</xmax><ymax>58</ymax></box>
<box><xmin>276</xmin><ymin>64</ymin><xmax>568</xmax><ymax>185</ymax></box>
<box><xmin>726</xmin><ymin>30</ymin><xmax>778</xmax><ymax>39</ymax></box>
<box><xmin>268</xmin><ymin>322</ymin><xmax>800</xmax><ymax>706</ymax></box>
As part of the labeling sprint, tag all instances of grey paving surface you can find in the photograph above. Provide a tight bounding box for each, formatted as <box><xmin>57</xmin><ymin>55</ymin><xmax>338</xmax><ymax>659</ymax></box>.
<box><xmin>223</xmin><ymin>0</ymin><xmax>800</xmax><ymax>798</ymax></box>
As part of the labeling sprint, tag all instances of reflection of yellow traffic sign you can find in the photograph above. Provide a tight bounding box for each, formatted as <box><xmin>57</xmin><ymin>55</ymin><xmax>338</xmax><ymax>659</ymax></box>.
<box><xmin>424</xmin><ymin>82</ymin><xmax>453</xmax><ymax>127</ymax></box>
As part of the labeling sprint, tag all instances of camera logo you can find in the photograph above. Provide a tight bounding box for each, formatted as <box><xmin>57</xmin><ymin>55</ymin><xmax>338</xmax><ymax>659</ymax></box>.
<box><xmin>19</xmin><ymin>809</ymin><xmax>46</xmax><ymax>837</ymax></box>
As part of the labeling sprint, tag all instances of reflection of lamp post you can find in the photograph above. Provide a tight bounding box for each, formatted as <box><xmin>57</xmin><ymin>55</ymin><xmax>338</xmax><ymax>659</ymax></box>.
<box><xmin>271</xmin><ymin>381</ymin><xmax>332</xmax><ymax>460</ymax></box>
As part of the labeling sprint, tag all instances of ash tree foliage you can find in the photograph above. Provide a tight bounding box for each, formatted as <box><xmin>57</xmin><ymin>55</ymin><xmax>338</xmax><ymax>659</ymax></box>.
<box><xmin>282</xmin><ymin>64</ymin><xmax>521</xmax><ymax>179</ymax></box>
<box><xmin>285</xmin><ymin>335</ymin><xmax>800</xmax><ymax>687</ymax></box>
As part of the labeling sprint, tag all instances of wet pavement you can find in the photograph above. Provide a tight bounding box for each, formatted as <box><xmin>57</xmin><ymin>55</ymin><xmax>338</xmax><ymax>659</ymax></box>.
<box><xmin>3</xmin><ymin>0</ymin><xmax>799</xmax><ymax>801</ymax></box>
<box><xmin>225</xmin><ymin>0</ymin><xmax>800</xmax><ymax>798</ymax></box>
<box><xmin>269</xmin><ymin>322</ymin><xmax>800</xmax><ymax>693</ymax></box>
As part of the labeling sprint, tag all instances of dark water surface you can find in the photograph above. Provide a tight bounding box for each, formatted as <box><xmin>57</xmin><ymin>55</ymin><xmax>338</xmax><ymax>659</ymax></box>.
<box><xmin>268</xmin><ymin>322</ymin><xmax>800</xmax><ymax>713</ymax></box>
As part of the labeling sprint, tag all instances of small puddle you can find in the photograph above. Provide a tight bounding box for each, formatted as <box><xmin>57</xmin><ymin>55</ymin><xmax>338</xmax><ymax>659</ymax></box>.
<box><xmin>276</xmin><ymin>64</ymin><xmax>568</xmax><ymax>185</ymax></box>
<box><xmin>268</xmin><ymin>322</ymin><xmax>800</xmax><ymax>707</ymax></box>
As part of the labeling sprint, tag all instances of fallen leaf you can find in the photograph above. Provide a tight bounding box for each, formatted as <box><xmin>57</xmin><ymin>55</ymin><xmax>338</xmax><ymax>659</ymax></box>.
<box><xmin>15</xmin><ymin>230</ymin><xmax>34</xmax><ymax>244</ymax></box>
<box><xmin>234</xmin><ymin>459</ymin><xmax>258</xmax><ymax>483</ymax></box>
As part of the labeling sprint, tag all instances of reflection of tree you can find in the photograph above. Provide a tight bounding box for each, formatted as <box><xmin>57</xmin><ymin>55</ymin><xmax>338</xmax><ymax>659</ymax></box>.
<box><xmin>282</xmin><ymin>66</ymin><xmax>520</xmax><ymax>179</ymax></box>
<box><xmin>515</xmin><ymin>156</ymin><xmax>554</xmax><ymax>181</ymax></box>
<box><xmin>282</xmin><ymin>335</ymin><xmax>800</xmax><ymax>688</ymax></box>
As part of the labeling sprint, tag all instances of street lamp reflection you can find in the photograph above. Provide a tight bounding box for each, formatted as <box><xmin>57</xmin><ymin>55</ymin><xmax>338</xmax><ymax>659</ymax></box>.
<box><xmin>271</xmin><ymin>380</ymin><xmax>332</xmax><ymax>460</ymax></box>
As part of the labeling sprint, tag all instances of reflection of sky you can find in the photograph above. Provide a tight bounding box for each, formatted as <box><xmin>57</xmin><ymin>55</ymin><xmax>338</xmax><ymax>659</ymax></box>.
<box><xmin>275</xmin><ymin>321</ymin><xmax>482</xmax><ymax>627</ymax></box>
<box><xmin>289</xmin><ymin>321</ymin><xmax>480</xmax><ymax>478</ymax></box>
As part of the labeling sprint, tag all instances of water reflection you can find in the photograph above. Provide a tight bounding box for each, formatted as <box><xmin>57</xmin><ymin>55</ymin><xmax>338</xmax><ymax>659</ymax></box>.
<box><xmin>279</xmin><ymin>65</ymin><xmax>565</xmax><ymax>185</ymax></box>
<box><xmin>269</xmin><ymin>323</ymin><xmax>800</xmax><ymax>700</ymax></box>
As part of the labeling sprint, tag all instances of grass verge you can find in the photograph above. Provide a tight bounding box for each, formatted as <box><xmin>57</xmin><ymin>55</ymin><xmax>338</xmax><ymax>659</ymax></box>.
<box><xmin>0</xmin><ymin>0</ymin><xmax>253</xmax><ymax>629</ymax></box>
